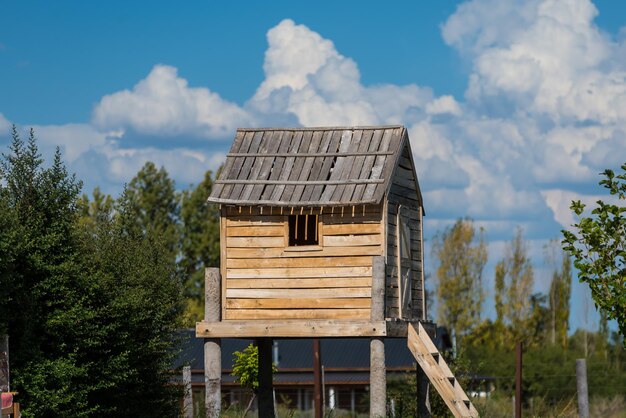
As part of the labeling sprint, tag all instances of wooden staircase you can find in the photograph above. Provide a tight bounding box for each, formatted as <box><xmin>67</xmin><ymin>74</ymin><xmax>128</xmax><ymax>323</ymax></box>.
<box><xmin>407</xmin><ymin>323</ymin><xmax>479</xmax><ymax>418</ymax></box>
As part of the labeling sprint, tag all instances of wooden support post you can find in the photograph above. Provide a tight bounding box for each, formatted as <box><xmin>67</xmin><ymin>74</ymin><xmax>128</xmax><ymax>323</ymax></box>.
<box><xmin>204</xmin><ymin>268</ymin><xmax>221</xmax><ymax>418</ymax></box>
<box><xmin>576</xmin><ymin>358</ymin><xmax>589</xmax><ymax>418</ymax></box>
<box><xmin>370</xmin><ymin>256</ymin><xmax>386</xmax><ymax>418</ymax></box>
<box><xmin>183</xmin><ymin>365</ymin><xmax>193</xmax><ymax>418</ymax></box>
<box><xmin>257</xmin><ymin>338</ymin><xmax>275</xmax><ymax>418</ymax></box>
<box><xmin>313</xmin><ymin>339</ymin><xmax>323</xmax><ymax>418</ymax></box>
<box><xmin>416</xmin><ymin>363</ymin><xmax>430</xmax><ymax>417</ymax></box>
<box><xmin>515</xmin><ymin>342</ymin><xmax>522</xmax><ymax>418</ymax></box>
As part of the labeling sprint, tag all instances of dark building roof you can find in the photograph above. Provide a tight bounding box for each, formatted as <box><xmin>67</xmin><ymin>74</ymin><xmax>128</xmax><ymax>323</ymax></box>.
<box><xmin>175</xmin><ymin>328</ymin><xmax>451</xmax><ymax>386</ymax></box>
<box><xmin>208</xmin><ymin>126</ymin><xmax>411</xmax><ymax>207</ymax></box>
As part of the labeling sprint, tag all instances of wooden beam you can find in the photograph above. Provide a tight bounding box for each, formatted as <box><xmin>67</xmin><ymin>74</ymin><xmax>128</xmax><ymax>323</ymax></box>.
<box><xmin>204</xmin><ymin>268</ymin><xmax>221</xmax><ymax>418</ymax></box>
<box><xmin>226</xmin><ymin>151</ymin><xmax>395</xmax><ymax>158</ymax></box>
<box><xmin>195</xmin><ymin>320</ymin><xmax>387</xmax><ymax>338</ymax></box>
<box><xmin>215</xmin><ymin>179</ymin><xmax>385</xmax><ymax>185</ymax></box>
<box><xmin>257</xmin><ymin>338</ymin><xmax>275</xmax><ymax>418</ymax></box>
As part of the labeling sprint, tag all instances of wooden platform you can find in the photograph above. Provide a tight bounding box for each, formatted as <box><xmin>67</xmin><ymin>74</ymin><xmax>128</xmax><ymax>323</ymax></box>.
<box><xmin>195</xmin><ymin>319</ymin><xmax>435</xmax><ymax>338</ymax></box>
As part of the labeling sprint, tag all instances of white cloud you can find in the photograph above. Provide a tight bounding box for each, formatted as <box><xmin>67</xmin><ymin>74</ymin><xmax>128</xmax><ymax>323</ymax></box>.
<box><xmin>92</xmin><ymin>65</ymin><xmax>254</xmax><ymax>139</ymax></box>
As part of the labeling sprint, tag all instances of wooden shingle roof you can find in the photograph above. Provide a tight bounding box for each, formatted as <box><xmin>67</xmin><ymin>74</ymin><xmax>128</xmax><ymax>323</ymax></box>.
<box><xmin>209</xmin><ymin>126</ymin><xmax>412</xmax><ymax>207</ymax></box>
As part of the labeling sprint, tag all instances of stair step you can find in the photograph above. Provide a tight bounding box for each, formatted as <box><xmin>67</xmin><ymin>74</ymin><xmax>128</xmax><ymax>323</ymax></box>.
<box><xmin>407</xmin><ymin>323</ymin><xmax>479</xmax><ymax>418</ymax></box>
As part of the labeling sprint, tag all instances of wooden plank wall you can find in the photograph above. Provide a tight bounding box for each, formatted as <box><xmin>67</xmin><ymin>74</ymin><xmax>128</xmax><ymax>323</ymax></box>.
<box><xmin>386</xmin><ymin>145</ymin><xmax>424</xmax><ymax>320</ymax></box>
<box><xmin>222</xmin><ymin>204</ymin><xmax>384</xmax><ymax>320</ymax></box>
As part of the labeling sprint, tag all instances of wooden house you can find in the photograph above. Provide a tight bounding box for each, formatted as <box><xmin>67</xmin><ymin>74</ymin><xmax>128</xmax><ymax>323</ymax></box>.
<box><xmin>197</xmin><ymin>126</ymin><xmax>478</xmax><ymax>418</ymax></box>
<box><xmin>206</xmin><ymin>125</ymin><xmax>424</xmax><ymax>327</ymax></box>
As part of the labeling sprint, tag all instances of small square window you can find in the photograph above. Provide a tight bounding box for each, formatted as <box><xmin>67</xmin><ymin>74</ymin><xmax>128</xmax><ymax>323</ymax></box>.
<box><xmin>288</xmin><ymin>215</ymin><xmax>319</xmax><ymax>246</ymax></box>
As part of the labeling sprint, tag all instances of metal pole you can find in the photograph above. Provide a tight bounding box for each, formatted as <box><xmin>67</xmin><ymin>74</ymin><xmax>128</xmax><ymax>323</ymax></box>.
<box><xmin>515</xmin><ymin>342</ymin><xmax>522</xmax><ymax>418</ymax></box>
<box><xmin>313</xmin><ymin>339</ymin><xmax>323</xmax><ymax>418</ymax></box>
<box><xmin>576</xmin><ymin>358</ymin><xmax>589</xmax><ymax>418</ymax></box>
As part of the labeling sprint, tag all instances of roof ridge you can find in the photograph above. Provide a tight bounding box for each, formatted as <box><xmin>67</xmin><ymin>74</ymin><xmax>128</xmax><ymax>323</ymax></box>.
<box><xmin>237</xmin><ymin>125</ymin><xmax>405</xmax><ymax>132</ymax></box>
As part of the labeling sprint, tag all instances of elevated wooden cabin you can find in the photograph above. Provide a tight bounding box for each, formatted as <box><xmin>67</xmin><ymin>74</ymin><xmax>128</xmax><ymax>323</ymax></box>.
<box><xmin>197</xmin><ymin>125</ymin><xmax>427</xmax><ymax>338</ymax></box>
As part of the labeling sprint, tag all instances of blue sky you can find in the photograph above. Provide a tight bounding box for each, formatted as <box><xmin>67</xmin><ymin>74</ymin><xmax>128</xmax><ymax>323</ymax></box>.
<box><xmin>1</xmin><ymin>0</ymin><xmax>624</xmax><ymax>332</ymax></box>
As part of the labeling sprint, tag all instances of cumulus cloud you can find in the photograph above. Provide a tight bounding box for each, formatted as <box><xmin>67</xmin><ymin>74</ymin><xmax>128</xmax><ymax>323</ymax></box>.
<box><xmin>4</xmin><ymin>1</ymin><xmax>626</xmax><ymax>250</ymax></box>
<box><xmin>92</xmin><ymin>65</ymin><xmax>255</xmax><ymax>139</ymax></box>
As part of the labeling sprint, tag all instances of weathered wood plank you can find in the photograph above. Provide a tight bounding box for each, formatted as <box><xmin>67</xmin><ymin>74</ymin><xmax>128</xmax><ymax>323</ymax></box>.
<box><xmin>322</xmin><ymin>223</ymin><xmax>382</xmax><ymax>236</ymax></box>
<box><xmin>226</xmin><ymin>236</ymin><xmax>285</xmax><ymax>248</ymax></box>
<box><xmin>196</xmin><ymin>319</ymin><xmax>388</xmax><ymax>338</ymax></box>
<box><xmin>226</xmin><ymin>308</ymin><xmax>370</xmax><ymax>320</ymax></box>
<box><xmin>227</xmin><ymin>277</ymin><xmax>372</xmax><ymax>289</ymax></box>
<box><xmin>226</xmin><ymin>266</ymin><xmax>372</xmax><ymax>279</ymax></box>
<box><xmin>292</xmin><ymin>130</ymin><xmax>323</xmax><ymax>202</ymax></box>
<box><xmin>260</xmin><ymin>131</ymin><xmax>292</xmax><ymax>200</ymax></box>
<box><xmin>374</xmin><ymin>128</ymin><xmax>406</xmax><ymax>200</ymax></box>
<box><xmin>231</xmin><ymin>130</ymin><xmax>264</xmax><ymax>200</ymax></box>
<box><xmin>224</xmin><ymin>204</ymin><xmax>382</xmax><ymax>217</ymax></box>
<box><xmin>331</xmin><ymin>129</ymin><xmax>363</xmax><ymax>202</ymax></box>
<box><xmin>226</xmin><ymin>298</ymin><xmax>371</xmax><ymax>309</ymax></box>
<box><xmin>226</xmin><ymin>287</ymin><xmax>371</xmax><ymax>298</ymax></box>
<box><xmin>227</xmin><ymin>245</ymin><xmax>382</xmax><ymax>258</ymax></box>
<box><xmin>270</xmin><ymin>131</ymin><xmax>304</xmax><ymax>201</ymax></box>
<box><xmin>341</xmin><ymin>129</ymin><xmax>372</xmax><ymax>202</ymax></box>
<box><xmin>301</xmin><ymin>131</ymin><xmax>333</xmax><ymax>202</ymax></box>
<box><xmin>219</xmin><ymin>130</ymin><xmax>254</xmax><ymax>200</ymax></box>
<box><xmin>226</xmin><ymin>225</ymin><xmax>284</xmax><ymax>237</ymax></box>
<box><xmin>323</xmin><ymin>234</ymin><xmax>381</xmax><ymax>247</ymax></box>
<box><xmin>363</xmin><ymin>128</ymin><xmax>394</xmax><ymax>200</ymax></box>
<box><xmin>281</xmin><ymin>130</ymin><xmax>313</xmax><ymax>203</ymax></box>
<box><xmin>320</xmin><ymin>130</ymin><xmax>353</xmax><ymax>202</ymax></box>
<box><xmin>226</xmin><ymin>256</ymin><xmax>373</xmax><ymax>269</ymax></box>
<box><xmin>240</xmin><ymin>129</ymin><xmax>272</xmax><ymax>200</ymax></box>
<box><xmin>352</xmin><ymin>129</ymin><xmax>384</xmax><ymax>201</ymax></box>
<box><xmin>310</xmin><ymin>130</ymin><xmax>344</xmax><ymax>201</ymax></box>
<box><xmin>249</xmin><ymin>130</ymin><xmax>284</xmax><ymax>201</ymax></box>
<box><xmin>212</xmin><ymin>130</ymin><xmax>245</xmax><ymax>199</ymax></box>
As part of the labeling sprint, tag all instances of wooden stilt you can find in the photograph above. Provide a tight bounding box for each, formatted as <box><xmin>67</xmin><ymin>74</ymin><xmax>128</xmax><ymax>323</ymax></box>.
<box><xmin>416</xmin><ymin>363</ymin><xmax>431</xmax><ymax>417</ymax></box>
<box><xmin>257</xmin><ymin>338</ymin><xmax>275</xmax><ymax>418</ymax></box>
<box><xmin>183</xmin><ymin>365</ymin><xmax>193</xmax><ymax>418</ymax></box>
<box><xmin>204</xmin><ymin>268</ymin><xmax>221</xmax><ymax>418</ymax></box>
<box><xmin>370</xmin><ymin>256</ymin><xmax>386</xmax><ymax>417</ymax></box>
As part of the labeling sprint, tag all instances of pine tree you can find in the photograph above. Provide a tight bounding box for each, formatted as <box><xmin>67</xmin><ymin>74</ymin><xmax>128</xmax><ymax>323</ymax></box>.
<box><xmin>124</xmin><ymin>162</ymin><xmax>180</xmax><ymax>262</ymax></box>
<box><xmin>432</xmin><ymin>219</ymin><xmax>487</xmax><ymax>352</ymax></box>
<box><xmin>180</xmin><ymin>169</ymin><xmax>221</xmax><ymax>324</ymax></box>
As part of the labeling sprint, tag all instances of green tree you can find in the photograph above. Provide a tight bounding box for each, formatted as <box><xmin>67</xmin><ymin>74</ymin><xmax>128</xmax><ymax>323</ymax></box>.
<box><xmin>180</xmin><ymin>169</ymin><xmax>221</xmax><ymax>324</ymax></box>
<box><xmin>495</xmin><ymin>228</ymin><xmax>535</xmax><ymax>342</ymax></box>
<box><xmin>78</xmin><ymin>190</ymin><xmax>184</xmax><ymax>416</ymax></box>
<box><xmin>562</xmin><ymin>163</ymin><xmax>626</xmax><ymax>346</ymax></box>
<box><xmin>231</xmin><ymin>343</ymin><xmax>276</xmax><ymax>417</ymax></box>
<box><xmin>432</xmin><ymin>219</ymin><xmax>487</xmax><ymax>352</ymax></box>
<box><xmin>547</xmin><ymin>250</ymin><xmax>571</xmax><ymax>348</ymax></box>
<box><xmin>0</xmin><ymin>128</ymin><xmax>183</xmax><ymax>416</ymax></box>
<box><xmin>124</xmin><ymin>161</ymin><xmax>180</xmax><ymax>262</ymax></box>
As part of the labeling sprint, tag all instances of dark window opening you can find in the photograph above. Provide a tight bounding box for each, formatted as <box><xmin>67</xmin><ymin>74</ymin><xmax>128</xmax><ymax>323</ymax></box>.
<box><xmin>288</xmin><ymin>215</ymin><xmax>319</xmax><ymax>246</ymax></box>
